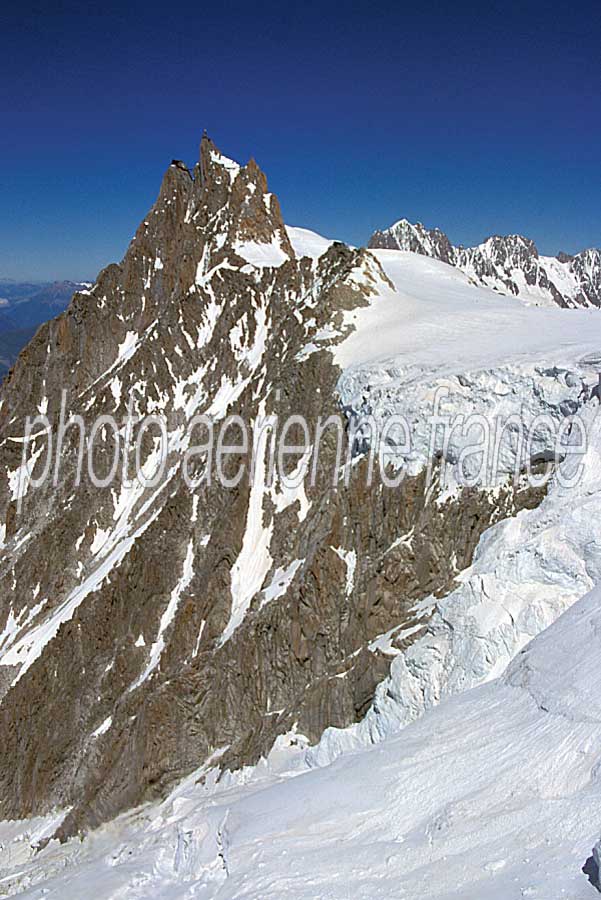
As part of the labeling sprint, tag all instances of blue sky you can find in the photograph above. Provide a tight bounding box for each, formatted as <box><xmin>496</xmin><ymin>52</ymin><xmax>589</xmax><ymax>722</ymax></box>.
<box><xmin>1</xmin><ymin>0</ymin><xmax>600</xmax><ymax>280</ymax></box>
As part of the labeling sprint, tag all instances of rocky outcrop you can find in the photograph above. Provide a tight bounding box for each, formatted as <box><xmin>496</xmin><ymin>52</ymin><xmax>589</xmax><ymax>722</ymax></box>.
<box><xmin>592</xmin><ymin>840</ymin><xmax>601</xmax><ymax>891</ymax></box>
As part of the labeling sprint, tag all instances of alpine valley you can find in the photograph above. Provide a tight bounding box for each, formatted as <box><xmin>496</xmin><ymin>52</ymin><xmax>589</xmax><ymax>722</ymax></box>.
<box><xmin>1</xmin><ymin>137</ymin><xmax>601</xmax><ymax>899</ymax></box>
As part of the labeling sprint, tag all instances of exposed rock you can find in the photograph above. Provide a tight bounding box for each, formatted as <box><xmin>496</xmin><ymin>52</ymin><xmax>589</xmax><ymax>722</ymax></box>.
<box><xmin>593</xmin><ymin>839</ymin><xmax>601</xmax><ymax>891</ymax></box>
<box><xmin>369</xmin><ymin>219</ymin><xmax>455</xmax><ymax>264</ymax></box>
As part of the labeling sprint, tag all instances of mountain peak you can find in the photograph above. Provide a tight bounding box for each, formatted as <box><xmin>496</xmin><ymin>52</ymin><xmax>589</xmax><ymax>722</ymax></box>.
<box><xmin>194</xmin><ymin>136</ymin><xmax>294</xmax><ymax>262</ymax></box>
<box><xmin>368</xmin><ymin>218</ymin><xmax>455</xmax><ymax>264</ymax></box>
<box><xmin>480</xmin><ymin>233</ymin><xmax>539</xmax><ymax>261</ymax></box>
<box><xmin>0</xmin><ymin>133</ymin><xmax>405</xmax><ymax>837</ymax></box>
<box><xmin>199</xmin><ymin>133</ymin><xmax>241</xmax><ymax>186</ymax></box>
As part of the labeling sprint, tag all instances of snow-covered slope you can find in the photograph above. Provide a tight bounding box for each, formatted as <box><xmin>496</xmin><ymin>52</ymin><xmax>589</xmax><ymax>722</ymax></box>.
<box><xmin>334</xmin><ymin>249</ymin><xmax>601</xmax><ymax>480</ymax></box>
<box><xmin>336</xmin><ymin>249</ymin><xmax>601</xmax><ymax>369</ymax></box>
<box><xmin>4</xmin><ymin>583</ymin><xmax>601</xmax><ymax>899</ymax></box>
<box><xmin>369</xmin><ymin>218</ymin><xmax>601</xmax><ymax>309</ymax></box>
<box><xmin>285</xmin><ymin>225</ymin><xmax>336</xmax><ymax>260</ymax></box>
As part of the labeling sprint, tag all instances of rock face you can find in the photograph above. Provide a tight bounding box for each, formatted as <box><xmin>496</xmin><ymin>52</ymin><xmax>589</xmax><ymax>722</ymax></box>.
<box><xmin>593</xmin><ymin>839</ymin><xmax>601</xmax><ymax>892</ymax></box>
<box><xmin>0</xmin><ymin>137</ymin><xmax>551</xmax><ymax>839</ymax></box>
<box><xmin>369</xmin><ymin>219</ymin><xmax>455</xmax><ymax>264</ymax></box>
<box><xmin>368</xmin><ymin>218</ymin><xmax>601</xmax><ymax>308</ymax></box>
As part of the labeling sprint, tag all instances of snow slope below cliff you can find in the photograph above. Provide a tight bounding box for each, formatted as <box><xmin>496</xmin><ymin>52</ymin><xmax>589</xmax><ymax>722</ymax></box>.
<box><xmin>335</xmin><ymin>249</ymin><xmax>601</xmax><ymax>371</ymax></box>
<box><xmin>3</xmin><ymin>586</ymin><xmax>601</xmax><ymax>899</ymax></box>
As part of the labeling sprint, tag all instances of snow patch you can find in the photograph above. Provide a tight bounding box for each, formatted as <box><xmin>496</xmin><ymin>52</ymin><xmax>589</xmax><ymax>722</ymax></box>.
<box><xmin>260</xmin><ymin>559</ymin><xmax>304</xmax><ymax>608</ymax></box>
<box><xmin>130</xmin><ymin>539</ymin><xmax>195</xmax><ymax>689</ymax></box>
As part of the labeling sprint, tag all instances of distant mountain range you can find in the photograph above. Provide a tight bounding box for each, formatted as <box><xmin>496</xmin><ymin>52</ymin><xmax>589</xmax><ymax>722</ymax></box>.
<box><xmin>0</xmin><ymin>280</ymin><xmax>91</xmax><ymax>376</ymax></box>
<box><xmin>368</xmin><ymin>218</ymin><xmax>601</xmax><ymax>309</ymax></box>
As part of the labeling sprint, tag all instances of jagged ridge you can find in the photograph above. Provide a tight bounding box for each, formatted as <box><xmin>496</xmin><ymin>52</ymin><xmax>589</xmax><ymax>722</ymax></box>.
<box><xmin>369</xmin><ymin>217</ymin><xmax>601</xmax><ymax>308</ymax></box>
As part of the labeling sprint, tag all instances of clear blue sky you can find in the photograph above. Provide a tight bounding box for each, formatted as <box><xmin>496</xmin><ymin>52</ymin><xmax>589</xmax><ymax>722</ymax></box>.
<box><xmin>1</xmin><ymin>0</ymin><xmax>600</xmax><ymax>280</ymax></box>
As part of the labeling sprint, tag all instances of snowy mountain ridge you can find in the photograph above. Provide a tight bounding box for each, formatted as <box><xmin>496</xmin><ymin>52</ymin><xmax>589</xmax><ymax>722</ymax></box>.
<box><xmin>1</xmin><ymin>140</ymin><xmax>601</xmax><ymax>897</ymax></box>
<box><xmin>6</xmin><ymin>139</ymin><xmax>536</xmax><ymax>841</ymax></box>
<box><xmin>369</xmin><ymin>217</ymin><xmax>601</xmax><ymax>308</ymax></box>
